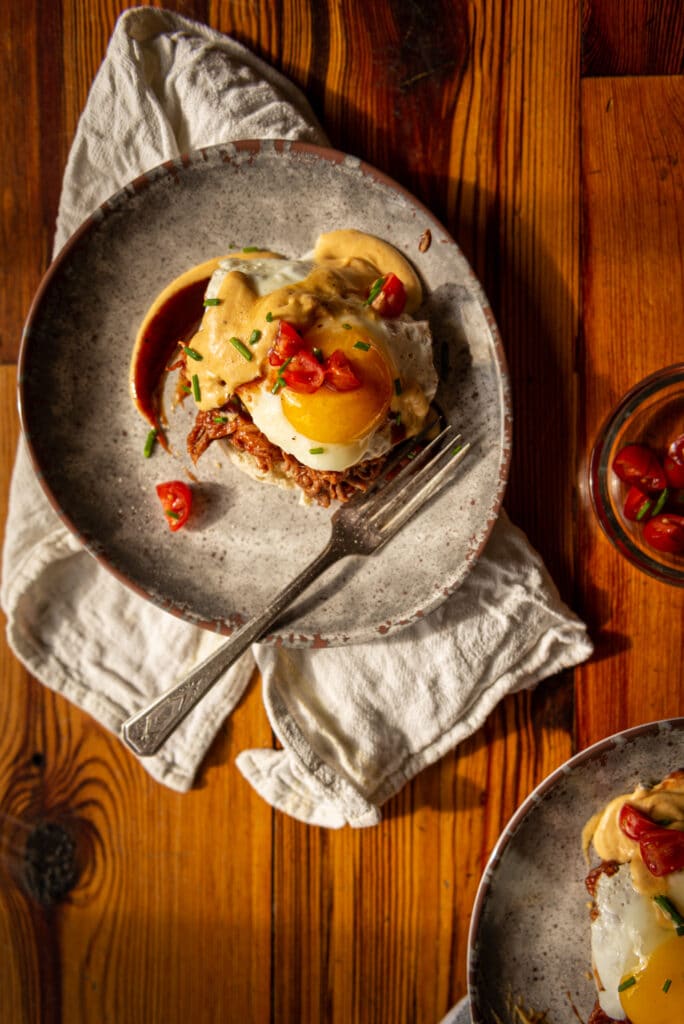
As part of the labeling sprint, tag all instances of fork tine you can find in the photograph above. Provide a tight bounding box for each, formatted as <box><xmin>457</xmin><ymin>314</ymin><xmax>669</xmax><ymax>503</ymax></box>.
<box><xmin>378</xmin><ymin>441</ymin><xmax>470</xmax><ymax>537</ymax></box>
<box><xmin>364</xmin><ymin>426</ymin><xmax>462</xmax><ymax>520</ymax></box>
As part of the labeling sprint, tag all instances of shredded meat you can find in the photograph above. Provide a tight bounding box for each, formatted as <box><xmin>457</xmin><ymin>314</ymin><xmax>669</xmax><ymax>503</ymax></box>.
<box><xmin>585</xmin><ymin>859</ymin><xmax>620</xmax><ymax>902</ymax></box>
<box><xmin>187</xmin><ymin>406</ymin><xmax>388</xmax><ymax>506</ymax></box>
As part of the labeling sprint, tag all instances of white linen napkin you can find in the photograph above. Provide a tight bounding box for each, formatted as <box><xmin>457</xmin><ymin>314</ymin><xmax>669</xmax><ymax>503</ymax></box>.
<box><xmin>1</xmin><ymin>7</ymin><xmax>593</xmax><ymax>825</ymax></box>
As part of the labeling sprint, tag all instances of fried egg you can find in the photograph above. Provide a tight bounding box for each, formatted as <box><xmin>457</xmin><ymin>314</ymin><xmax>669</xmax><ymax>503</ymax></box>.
<box><xmin>585</xmin><ymin>772</ymin><xmax>684</xmax><ymax>1023</ymax></box>
<box><xmin>592</xmin><ymin>863</ymin><xmax>684</xmax><ymax>1022</ymax></box>
<box><xmin>187</xmin><ymin>231</ymin><xmax>437</xmax><ymax>473</ymax></box>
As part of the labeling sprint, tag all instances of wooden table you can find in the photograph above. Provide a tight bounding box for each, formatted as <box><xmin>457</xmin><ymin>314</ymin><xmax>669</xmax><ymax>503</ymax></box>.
<box><xmin>1</xmin><ymin>3</ymin><xmax>683</xmax><ymax>1021</ymax></box>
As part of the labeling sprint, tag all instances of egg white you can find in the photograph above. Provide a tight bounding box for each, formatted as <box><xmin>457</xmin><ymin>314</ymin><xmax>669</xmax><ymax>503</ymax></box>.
<box><xmin>592</xmin><ymin>862</ymin><xmax>684</xmax><ymax>1020</ymax></box>
<box><xmin>205</xmin><ymin>256</ymin><xmax>314</xmax><ymax>298</ymax></box>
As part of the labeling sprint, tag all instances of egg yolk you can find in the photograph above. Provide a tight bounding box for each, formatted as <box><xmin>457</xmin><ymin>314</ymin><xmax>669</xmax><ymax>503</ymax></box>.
<box><xmin>619</xmin><ymin>934</ymin><xmax>684</xmax><ymax>1023</ymax></box>
<box><xmin>280</xmin><ymin>322</ymin><xmax>393</xmax><ymax>443</ymax></box>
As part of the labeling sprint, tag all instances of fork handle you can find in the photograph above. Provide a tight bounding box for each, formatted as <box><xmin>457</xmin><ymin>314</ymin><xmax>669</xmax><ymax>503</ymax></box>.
<box><xmin>120</xmin><ymin>538</ymin><xmax>341</xmax><ymax>757</ymax></box>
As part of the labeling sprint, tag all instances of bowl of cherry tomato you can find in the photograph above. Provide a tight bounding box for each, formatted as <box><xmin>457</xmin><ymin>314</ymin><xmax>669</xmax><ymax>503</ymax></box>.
<box><xmin>589</xmin><ymin>363</ymin><xmax>684</xmax><ymax>585</ymax></box>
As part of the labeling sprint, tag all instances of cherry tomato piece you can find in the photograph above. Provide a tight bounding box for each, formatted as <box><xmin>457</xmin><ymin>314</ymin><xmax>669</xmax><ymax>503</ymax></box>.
<box><xmin>324</xmin><ymin>349</ymin><xmax>361</xmax><ymax>391</ymax></box>
<box><xmin>664</xmin><ymin>453</ymin><xmax>684</xmax><ymax>489</ymax></box>
<box><xmin>156</xmin><ymin>480</ymin><xmax>192</xmax><ymax>532</ymax></box>
<box><xmin>623</xmin><ymin>485</ymin><xmax>653</xmax><ymax>522</ymax></box>
<box><xmin>619</xmin><ymin>804</ymin><xmax>659</xmax><ymax>840</ymax></box>
<box><xmin>668</xmin><ymin>432</ymin><xmax>684</xmax><ymax>465</ymax></box>
<box><xmin>643</xmin><ymin>513</ymin><xmax>684</xmax><ymax>554</ymax></box>
<box><xmin>281</xmin><ymin>349</ymin><xmax>326</xmax><ymax>393</ymax></box>
<box><xmin>639</xmin><ymin>831</ymin><xmax>684</xmax><ymax>876</ymax></box>
<box><xmin>612</xmin><ymin>443</ymin><xmax>667</xmax><ymax>491</ymax></box>
<box><xmin>269</xmin><ymin>320</ymin><xmax>304</xmax><ymax>366</ymax></box>
<box><xmin>618</xmin><ymin>803</ymin><xmax>684</xmax><ymax>876</ymax></box>
<box><xmin>369</xmin><ymin>273</ymin><xmax>407</xmax><ymax>317</ymax></box>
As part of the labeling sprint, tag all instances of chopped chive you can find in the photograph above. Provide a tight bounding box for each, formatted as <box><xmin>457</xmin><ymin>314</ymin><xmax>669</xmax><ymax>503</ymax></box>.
<box><xmin>365</xmin><ymin>276</ymin><xmax>385</xmax><ymax>306</ymax></box>
<box><xmin>618</xmin><ymin>977</ymin><xmax>636</xmax><ymax>992</ymax></box>
<box><xmin>203</xmin><ymin>297</ymin><xmax>221</xmax><ymax>307</ymax></box>
<box><xmin>229</xmin><ymin>337</ymin><xmax>253</xmax><ymax>361</ymax></box>
<box><xmin>635</xmin><ymin>497</ymin><xmax>653</xmax><ymax>521</ymax></box>
<box><xmin>143</xmin><ymin>428</ymin><xmax>157</xmax><ymax>458</ymax></box>
<box><xmin>394</xmin><ymin>412</ymin><xmax>402</xmax><ymax>425</ymax></box>
<box><xmin>654</xmin><ymin>895</ymin><xmax>684</xmax><ymax>929</ymax></box>
<box><xmin>184</xmin><ymin>346</ymin><xmax>203</xmax><ymax>361</ymax></box>
<box><xmin>652</xmin><ymin>488</ymin><xmax>669</xmax><ymax>516</ymax></box>
<box><xmin>271</xmin><ymin>377</ymin><xmax>285</xmax><ymax>395</ymax></box>
<box><xmin>280</xmin><ymin>357</ymin><xmax>293</xmax><ymax>371</ymax></box>
<box><xmin>265</xmin><ymin>311</ymin><xmax>274</xmax><ymax>322</ymax></box>
<box><xmin>248</xmin><ymin>329</ymin><xmax>262</xmax><ymax>345</ymax></box>
<box><xmin>354</xmin><ymin>340</ymin><xmax>371</xmax><ymax>351</ymax></box>
<box><xmin>312</xmin><ymin>347</ymin><xmax>324</xmax><ymax>363</ymax></box>
<box><xmin>451</xmin><ymin>444</ymin><xmax>464</xmax><ymax>456</ymax></box>
<box><xmin>242</xmin><ymin>245</ymin><xmax>260</xmax><ymax>252</ymax></box>
<box><xmin>213</xmin><ymin>415</ymin><xmax>229</xmax><ymax>424</ymax></box>
<box><xmin>342</xmin><ymin>322</ymin><xmax>352</xmax><ymax>330</ymax></box>
<box><xmin>192</xmin><ymin>374</ymin><xmax>201</xmax><ymax>401</ymax></box>
<box><xmin>181</xmin><ymin>384</ymin><xmax>192</xmax><ymax>393</ymax></box>
<box><xmin>165</xmin><ymin>509</ymin><xmax>181</xmax><ymax>520</ymax></box>
<box><xmin>309</xmin><ymin>447</ymin><xmax>325</xmax><ymax>455</ymax></box>
<box><xmin>663</xmin><ymin>978</ymin><xmax>672</xmax><ymax>993</ymax></box>
<box><xmin>394</xmin><ymin>378</ymin><xmax>403</xmax><ymax>395</ymax></box>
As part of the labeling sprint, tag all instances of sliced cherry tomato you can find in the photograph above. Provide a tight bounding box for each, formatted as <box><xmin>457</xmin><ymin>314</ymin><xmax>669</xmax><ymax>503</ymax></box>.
<box><xmin>323</xmin><ymin>349</ymin><xmax>361</xmax><ymax>391</ymax></box>
<box><xmin>269</xmin><ymin>320</ymin><xmax>304</xmax><ymax>366</ymax></box>
<box><xmin>618</xmin><ymin>803</ymin><xmax>684</xmax><ymax>876</ymax></box>
<box><xmin>156</xmin><ymin>480</ymin><xmax>192</xmax><ymax>532</ymax></box>
<box><xmin>664</xmin><ymin>450</ymin><xmax>684</xmax><ymax>489</ymax></box>
<box><xmin>668</xmin><ymin>432</ymin><xmax>684</xmax><ymax>465</ymax></box>
<box><xmin>639</xmin><ymin>830</ymin><xmax>684</xmax><ymax>876</ymax></box>
<box><xmin>612</xmin><ymin>443</ymin><xmax>667</xmax><ymax>492</ymax></box>
<box><xmin>281</xmin><ymin>349</ymin><xmax>326</xmax><ymax>393</ymax></box>
<box><xmin>619</xmin><ymin>803</ymin><xmax>660</xmax><ymax>839</ymax></box>
<box><xmin>623</xmin><ymin>485</ymin><xmax>653</xmax><ymax>522</ymax></box>
<box><xmin>643</xmin><ymin>513</ymin><xmax>684</xmax><ymax>554</ymax></box>
<box><xmin>369</xmin><ymin>272</ymin><xmax>407</xmax><ymax>317</ymax></box>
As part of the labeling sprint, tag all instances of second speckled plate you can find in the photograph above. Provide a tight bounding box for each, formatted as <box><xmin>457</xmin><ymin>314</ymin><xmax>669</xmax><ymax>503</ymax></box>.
<box><xmin>468</xmin><ymin>719</ymin><xmax>684</xmax><ymax>1024</ymax></box>
<box><xmin>19</xmin><ymin>140</ymin><xmax>510</xmax><ymax>645</ymax></box>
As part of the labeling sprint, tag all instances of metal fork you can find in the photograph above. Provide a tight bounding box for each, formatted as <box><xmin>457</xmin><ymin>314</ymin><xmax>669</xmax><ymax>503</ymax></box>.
<box><xmin>121</xmin><ymin>425</ymin><xmax>470</xmax><ymax>756</ymax></box>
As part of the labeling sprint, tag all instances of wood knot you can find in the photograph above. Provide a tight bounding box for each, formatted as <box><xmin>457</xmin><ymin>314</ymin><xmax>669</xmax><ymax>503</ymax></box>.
<box><xmin>23</xmin><ymin>820</ymin><xmax>79</xmax><ymax>905</ymax></box>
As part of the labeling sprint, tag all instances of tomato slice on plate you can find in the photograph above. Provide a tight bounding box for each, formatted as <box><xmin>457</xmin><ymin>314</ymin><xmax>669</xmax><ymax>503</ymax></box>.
<box><xmin>269</xmin><ymin>320</ymin><xmax>304</xmax><ymax>366</ymax></box>
<box><xmin>156</xmin><ymin>480</ymin><xmax>192</xmax><ymax>531</ymax></box>
<box><xmin>643</xmin><ymin>513</ymin><xmax>684</xmax><ymax>554</ymax></box>
<box><xmin>324</xmin><ymin>349</ymin><xmax>361</xmax><ymax>391</ymax></box>
<box><xmin>282</xmin><ymin>349</ymin><xmax>326</xmax><ymax>393</ymax></box>
<box><xmin>368</xmin><ymin>273</ymin><xmax>407</xmax><ymax>317</ymax></box>
<box><xmin>612</xmin><ymin>443</ymin><xmax>667</xmax><ymax>491</ymax></box>
<box><xmin>618</xmin><ymin>803</ymin><xmax>684</xmax><ymax>876</ymax></box>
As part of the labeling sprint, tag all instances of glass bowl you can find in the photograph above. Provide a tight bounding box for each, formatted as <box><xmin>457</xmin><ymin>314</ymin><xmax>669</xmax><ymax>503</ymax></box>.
<box><xmin>589</xmin><ymin>363</ymin><xmax>684</xmax><ymax>586</ymax></box>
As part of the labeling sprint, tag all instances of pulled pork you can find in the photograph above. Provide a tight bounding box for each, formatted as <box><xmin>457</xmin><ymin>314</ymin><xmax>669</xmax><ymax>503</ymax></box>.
<box><xmin>187</xmin><ymin>405</ymin><xmax>387</xmax><ymax>507</ymax></box>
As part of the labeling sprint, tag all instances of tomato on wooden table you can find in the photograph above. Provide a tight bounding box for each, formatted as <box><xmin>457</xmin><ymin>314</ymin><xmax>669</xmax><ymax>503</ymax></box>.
<box><xmin>156</xmin><ymin>480</ymin><xmax>193</xmax><ymax>531</ymax></box>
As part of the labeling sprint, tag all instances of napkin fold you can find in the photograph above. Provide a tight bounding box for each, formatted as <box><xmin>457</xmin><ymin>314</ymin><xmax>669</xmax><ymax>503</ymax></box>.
<box><xmin>1</xmin><ymin>7</ymin><xmax>592</xmax><ymax>825</ymax></box>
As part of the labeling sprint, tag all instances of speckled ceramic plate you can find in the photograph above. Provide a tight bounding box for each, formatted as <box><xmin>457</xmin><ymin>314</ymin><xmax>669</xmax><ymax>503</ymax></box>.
<box><xmin>19</xmin><ymin>140</ymin><xmax>510</xmax><ymax>645</ymax></box>
<box><xmin>468</xmin><ymin>719</ymin><xmax>684</xmax><ymax>1024</ymax></box>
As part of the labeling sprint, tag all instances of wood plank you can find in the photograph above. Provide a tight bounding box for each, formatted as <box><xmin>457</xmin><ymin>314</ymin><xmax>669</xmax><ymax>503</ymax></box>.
<box><xmin>268</xmin><ymin>0</ymin><xmax>583</xmax><ymax>1018</ymax></box>
<box><xmin>577</xmin><ymin>75</ymin><xmax>684</xmax><ymax>746</ymax></box>
<box><xmin>582</xmin><ymin>0</ymin><xmax>684</xmax><ymax>77</ymax></box>
<box><xmin>0</xmin><ymin>361</ymin><xmax>275</xmax><ymax>1022</ymax></box>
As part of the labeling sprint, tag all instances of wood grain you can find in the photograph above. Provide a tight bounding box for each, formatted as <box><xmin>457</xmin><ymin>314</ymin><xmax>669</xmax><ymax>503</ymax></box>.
<box><xmin>582</xmin><ymin>0</ymin><xmax>684</xmax><ymax>77</ymax></box>
<box><xmin>576</xmin><ymin>75</ymin><xmax>684</xmax><ymax>747</ymax></box>
<box><xmin>2</xmin><ymin>1</ymin><xmax>684</xmax><ymax>1022</ymax></box>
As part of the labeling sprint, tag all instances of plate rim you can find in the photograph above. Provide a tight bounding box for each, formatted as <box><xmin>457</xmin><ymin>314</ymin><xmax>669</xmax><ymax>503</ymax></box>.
<box><xmin>467</xmin><ymin>716</ymin><xmax>684</xmax><ymax>1023</ymax></box>
<box><xmin>18</xmin><ymin>138</ymin><xmax>512</xmax><ymax>644</ymax></box>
